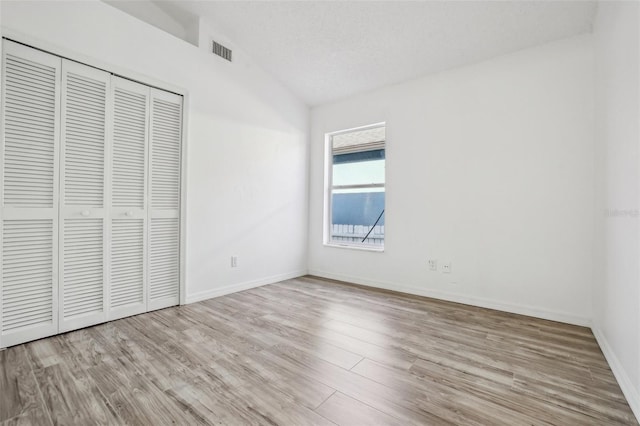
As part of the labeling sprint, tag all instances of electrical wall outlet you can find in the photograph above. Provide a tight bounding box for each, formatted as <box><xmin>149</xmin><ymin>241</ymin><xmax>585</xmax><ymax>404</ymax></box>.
<box><xmin>442</xmin><ymin>262</ymin><xmax>452</xmax><ymax>273</ymax></box>
<box><xmin>428</xmin><ymin>259</ymin><xmax>437</xmax><ymax>271</ymax></box>
<box><xmin>231</xmin><ymin>256</ymin><xmax>238</xmax><ymax>268</ymax></box>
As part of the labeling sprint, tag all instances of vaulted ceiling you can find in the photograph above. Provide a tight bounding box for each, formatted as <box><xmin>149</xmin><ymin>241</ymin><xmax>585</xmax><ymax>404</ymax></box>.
<box><xmin>106</xmin><ymin>1</ymin><xmax>598</xmax><ymax>106</ymax></box>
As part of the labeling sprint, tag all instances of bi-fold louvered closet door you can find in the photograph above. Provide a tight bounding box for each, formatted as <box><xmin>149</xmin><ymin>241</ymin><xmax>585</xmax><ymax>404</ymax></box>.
<box><xmin>0</xmin><ymin>40</ymin><xmax>183</xmax><ymax>347</ymax></box>
<box><xmin>59</xmin><ymin>60</ymin><xmax>110</xmax><ymax>332</ymax></box>
<box><xmin>0</xmin><ymin>41</ymin><xmax>61</xmax><ymax>347</ymax></box>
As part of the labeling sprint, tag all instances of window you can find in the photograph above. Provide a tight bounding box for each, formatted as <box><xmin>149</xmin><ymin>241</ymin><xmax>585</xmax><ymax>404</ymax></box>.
<box><xmin>325</xmin><ymin>124</ymin><xmax>385</xmax><ymax>249</ymax></box>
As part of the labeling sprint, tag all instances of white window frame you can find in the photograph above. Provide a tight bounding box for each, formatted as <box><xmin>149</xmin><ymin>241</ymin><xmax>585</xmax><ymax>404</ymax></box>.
<box><xmin>323</xmin><ymin>122</ymin><xmax>386</xmax><ymax>252</ymax></box>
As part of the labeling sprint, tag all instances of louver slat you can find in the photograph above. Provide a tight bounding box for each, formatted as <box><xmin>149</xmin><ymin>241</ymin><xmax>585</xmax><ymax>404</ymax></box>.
<box><xmin>62</xmin><ymin>219</ymin><xmax>103</xmax><ymax>319</ymax></box>
<box><xmin>113</xmin><ymin>87</ymin><xmax>147</xmax><ymax>208</ymax></box>
<box><xmin>111</xmin><ymin>219</ymin><xmax>144</xmax><ymax>308</ymax></box>
<box><xmin>2</xmin><ymin>220</ymin><xmax>54</xmax><ymax>332</ymax></box>
<box><xmin>149</xmin><ymin>218</ymin><xmax>179</xmax><ymax>301</ymax></box>
<box><xmin>3</xmin><ymin>53</ymin><xmax>57</xmax><ymax>208</ymax></box>
<box><xmin>63</xmin><ymin>71</ymin><xmax>106</xmax><ymax>205</ymax></box>
<box><xmin>151</xmin><ymin>98</ymin><xmax>181</xmax><ymax>210</ymax></box>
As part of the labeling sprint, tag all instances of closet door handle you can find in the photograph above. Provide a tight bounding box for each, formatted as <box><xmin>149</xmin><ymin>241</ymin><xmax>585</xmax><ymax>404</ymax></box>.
<box><xmin>125</xmin><ymin>211</ymin><xmax>134</xmax><ymax>217</ymax></box>
<box><xmin>81</xmin><ymin>210</ymin><xmax>90</xmax><ymax>217</ymax></box>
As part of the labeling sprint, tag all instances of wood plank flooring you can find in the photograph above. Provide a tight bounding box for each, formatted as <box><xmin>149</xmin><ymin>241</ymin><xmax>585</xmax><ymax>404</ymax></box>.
<box><xmin>1</xmin><ymin>275</ymin><xmax>637</xmax><ymax>425</ymax></box>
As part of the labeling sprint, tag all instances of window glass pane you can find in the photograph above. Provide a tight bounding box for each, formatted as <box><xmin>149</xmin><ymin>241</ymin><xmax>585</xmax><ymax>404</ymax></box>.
<box><xmin>333</xmin><ymin>149</ymin><xmax>385</xmax><ymax>164</ymax></box>
<box><xmin>332</xmin><ymin>158</ymin><xmax>385</xmax><ymax>186</ymax></box>
<box><xmin>331</xmin><ymin>190</ymin><xmax>385</xmax><ymax>246</ymax></box>
<box><xmin>327</xmin><ymin>124</ymin><xmax>385</xmax><ymax>248</ymax></box>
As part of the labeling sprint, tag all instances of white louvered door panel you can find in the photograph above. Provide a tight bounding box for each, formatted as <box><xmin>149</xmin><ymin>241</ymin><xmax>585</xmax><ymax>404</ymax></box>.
<box><xmin>0</xmin><ymin>41</ymin><xmax>61</xmax><ymax>348</ymax></box>
<box><xmin>148</xmin><ymin>89</ymin><xmax>182</xmax><ymax>311</ymax></box>
<box><xmin>109</xmin><ymin>77</ymin><xmax>149</xmax><ymax>320</ymax></box>
<box><xmin>59</xmin><ymin>60</ymin><xmax>110</xmax><ymax>332</ymax></box>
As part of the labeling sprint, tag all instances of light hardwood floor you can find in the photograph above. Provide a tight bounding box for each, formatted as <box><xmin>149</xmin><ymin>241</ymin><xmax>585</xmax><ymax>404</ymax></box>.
<box><xmin>0</xmin><ymin>276</ymin><xmax>637</xmax><ymax>425</ymax></box>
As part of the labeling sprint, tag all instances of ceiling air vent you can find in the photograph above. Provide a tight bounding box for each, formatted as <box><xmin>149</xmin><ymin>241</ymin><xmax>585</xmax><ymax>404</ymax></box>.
<box><xmin>212</xmin><ymin>40</ymin><xmax>232</xmax><ymax>62</ymax></box>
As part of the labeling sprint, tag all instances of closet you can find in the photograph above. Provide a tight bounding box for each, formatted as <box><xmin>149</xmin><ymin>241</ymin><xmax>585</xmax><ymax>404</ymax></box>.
<box><xmin>0</xmin><ymin>40</ymin><xmax>183</xmax><ymax>348</ymax></box>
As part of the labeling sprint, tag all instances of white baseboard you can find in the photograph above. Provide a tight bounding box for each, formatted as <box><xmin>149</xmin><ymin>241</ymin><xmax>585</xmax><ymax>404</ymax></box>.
<box><xmin>308</xmin><ymin>269</ymin><xmax>591</xmax><ymax>327</ymax></box>
<box><xmin>185</xmin><ymin>270</ymin><xmax>307</xmax><ymax>304</ymax></box>
<box><xmin>592</xmin><ymin>327</ymin><xmax>640</xmax><ymax>422</ymax></box>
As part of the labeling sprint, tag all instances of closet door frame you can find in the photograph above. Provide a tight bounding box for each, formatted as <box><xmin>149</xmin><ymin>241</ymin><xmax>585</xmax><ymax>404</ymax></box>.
<box><xmin>0</xmin><ymin>33</ymin><xmax>188</xmax><ymax>348</ymax></box>
<box><xmin>178</xmin><ymin>94</ymin><xmax>187</xmax><ymax>310</ymax></box>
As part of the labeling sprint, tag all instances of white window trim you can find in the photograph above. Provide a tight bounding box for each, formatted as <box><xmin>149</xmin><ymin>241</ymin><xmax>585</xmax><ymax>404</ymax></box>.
<box><xmin>323</xmin><ymin>122</ymin><xmax>386</xmax><ymax>252</ymax></box>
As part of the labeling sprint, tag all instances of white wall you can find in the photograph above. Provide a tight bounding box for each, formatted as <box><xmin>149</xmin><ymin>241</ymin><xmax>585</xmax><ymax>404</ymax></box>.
<box><xmin>1</xmin><ymin>0</ymin><xmax>310</xmax><ymax>301</ymax></box>
<box><xmin>3</xmin><ymin>3</ymin><xmax>639</xmax><ymax>418</ymax></box>
<box><xmin>593</xmin><ymin>0</ymin><xmax>640</xmax><ymax>419</ymax></box>
<box><xmin>103</xmin><ymin>0</ymin><xmax>197</xmax><ymax>46</ymax></box>
<box><xmin>309</xmin><ymin>34</ymin><xmax>595</xmax><ymax>326</ymax></box>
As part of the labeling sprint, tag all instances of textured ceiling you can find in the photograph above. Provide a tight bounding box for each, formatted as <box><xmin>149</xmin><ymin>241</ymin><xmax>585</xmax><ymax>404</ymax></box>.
<box><xmin>145</xmin><ymin>1</ymin><xmax>597</xmax><ymax>106</ymax></box>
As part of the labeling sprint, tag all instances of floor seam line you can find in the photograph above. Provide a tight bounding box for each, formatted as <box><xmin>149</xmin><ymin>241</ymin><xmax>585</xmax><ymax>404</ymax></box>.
<box><xmin>25</xmin><ymin>346</ymin><xmax>55</xmax><ymax>426</ymax></box>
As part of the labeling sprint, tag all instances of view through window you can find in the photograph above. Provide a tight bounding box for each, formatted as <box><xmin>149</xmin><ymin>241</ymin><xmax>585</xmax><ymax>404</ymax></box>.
<box><xmin>327</xmin><ymin>124</ymin><xmax>385</xmax><ymax>248</ymax></box>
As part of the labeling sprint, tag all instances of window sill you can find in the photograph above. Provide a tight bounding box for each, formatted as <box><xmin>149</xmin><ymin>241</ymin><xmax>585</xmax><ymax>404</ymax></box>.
<box><xmin>324</xmin><ymin>243</ymin><xmax>385</xmax><ymax>252</ymax></box>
